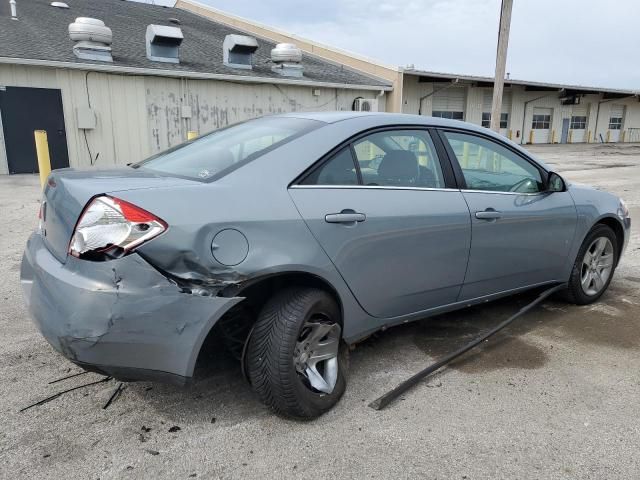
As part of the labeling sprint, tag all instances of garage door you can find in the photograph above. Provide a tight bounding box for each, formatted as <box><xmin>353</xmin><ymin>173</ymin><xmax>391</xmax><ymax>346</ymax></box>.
<box><xmin>482</xmin><ymin>90</ymin><xmax>512</xmax><ymax>137</ymax></box>
<box><xmin>608</xmin><ymin>104</ymin><xmax>625</xmax><ymax>142</ymax></box>
<box><xmin>531</xmin><ymin>107</ymin><xmax>552</xmax><ymax>144</ymax></box>
<box><xmin>569</xmin><ymin>104</ymin><xmax>589</xmax><ymax>143</ymax></box>
<box><xmin>432</xmin><ymin>88</ymin><xmax>465</xmax><ymax>120</ymax></box>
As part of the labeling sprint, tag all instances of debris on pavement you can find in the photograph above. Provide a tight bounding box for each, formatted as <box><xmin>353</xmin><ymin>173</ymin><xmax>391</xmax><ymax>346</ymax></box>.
<box><xmin>19</xmin><ymin>377</ymin><xmax>112</xmax><ymax>412</ymax></box>
<box><xmin>102</xmin><ymin>382</ymin><xmax>125</xmax><ymax>410</ymax></box>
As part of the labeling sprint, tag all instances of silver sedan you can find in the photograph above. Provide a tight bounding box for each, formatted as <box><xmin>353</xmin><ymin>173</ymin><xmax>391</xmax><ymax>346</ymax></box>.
<box><xmin>21</xmin><ymin>112</ymin><xmax>631</xmax><ymax>418</ymax></box>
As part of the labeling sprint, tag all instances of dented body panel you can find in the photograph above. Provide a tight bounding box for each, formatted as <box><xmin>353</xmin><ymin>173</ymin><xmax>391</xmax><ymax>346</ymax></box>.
<box><xmin>21</xmin><ymin>233</ymin><xmax>242</xmax><ymax>382</ymax></box>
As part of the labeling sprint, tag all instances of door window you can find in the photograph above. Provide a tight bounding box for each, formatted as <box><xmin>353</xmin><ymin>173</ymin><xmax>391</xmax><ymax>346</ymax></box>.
<box><xmin>301</xmin><ymin>147</ymin><xmax>358</xmax><ymax>185</ymax></box>
<box><xmin>443</xmin><ymin>131</ymin><xmax>544</xmax><ymax>193</ymax></box>
<box><xmin>531</xmin><ymin>114</ymin><xmax>551</xmax><ymax>129</ymax></box>
<box><xmin>352</xmin><ymin>130</ymin><xmax>445</xmax><ymax>188</ymax></box>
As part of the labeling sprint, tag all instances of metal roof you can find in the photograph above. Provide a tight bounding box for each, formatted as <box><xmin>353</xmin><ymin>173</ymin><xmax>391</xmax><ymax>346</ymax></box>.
<box><xmin>0</xmin><ymin>0</ymin><xmax>391</xmax><ymax>90</ymax></box>
<box><xmin>404</xmin><ymin>68</ymin><xmax>639</xmax><ymax>97</ymax></box>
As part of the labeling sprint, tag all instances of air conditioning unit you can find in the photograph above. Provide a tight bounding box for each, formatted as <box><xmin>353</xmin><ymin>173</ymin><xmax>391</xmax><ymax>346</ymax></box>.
<box><xmin>353</xmin><ymin>98</ymin><xmax>379</xmax><ymax>112</ymax></box>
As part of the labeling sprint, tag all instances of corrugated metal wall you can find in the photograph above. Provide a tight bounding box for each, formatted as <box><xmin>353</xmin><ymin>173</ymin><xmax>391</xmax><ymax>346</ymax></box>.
<box><xmin>0</xmin><ymin>64</ymin><xmax>377</xmax><ymax>173</ymax></box>
<box><xmin>402</xmin><ymin>74</ymin><xmax>640</xmax><ymax>145</ymax></box>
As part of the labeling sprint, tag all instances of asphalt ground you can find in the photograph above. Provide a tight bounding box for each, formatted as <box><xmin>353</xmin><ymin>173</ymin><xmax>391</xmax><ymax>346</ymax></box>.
<box><xmin>1</xmin><ymin>143</ymin><xmax>638</xmax><ymax>479</ymax></box>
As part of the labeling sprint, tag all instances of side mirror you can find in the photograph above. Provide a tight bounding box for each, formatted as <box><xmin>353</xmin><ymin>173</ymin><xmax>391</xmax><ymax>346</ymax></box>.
<box><xmin>547</xmin><ymin>172</ymin><xmax>566</xmax><ymax>192</ymax></box>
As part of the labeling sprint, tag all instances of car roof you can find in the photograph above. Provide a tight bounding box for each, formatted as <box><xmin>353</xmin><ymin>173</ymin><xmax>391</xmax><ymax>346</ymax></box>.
<box><xmin>275</xmin><ymin>111</ymin><xmax>486</xmax><ymax>131</ymax></box>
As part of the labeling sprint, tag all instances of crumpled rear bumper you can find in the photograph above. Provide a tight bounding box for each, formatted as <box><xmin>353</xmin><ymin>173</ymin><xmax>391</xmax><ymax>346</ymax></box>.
<box><xmin>20</xmin><ymin>233</ymin><xmax>242</xmax><ymax>384</ymax></box>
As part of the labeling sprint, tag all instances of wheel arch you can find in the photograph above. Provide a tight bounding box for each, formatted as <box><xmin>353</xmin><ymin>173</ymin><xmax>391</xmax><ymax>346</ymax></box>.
<box><xmin>593</xmin><ymin>214</ymin><xmax>625</xmax><ymax>264</ymax></box>
<box><xmin>192</xmin><ymin>270</ymin><xmax>346</xmax><ymax>376</ymax></box>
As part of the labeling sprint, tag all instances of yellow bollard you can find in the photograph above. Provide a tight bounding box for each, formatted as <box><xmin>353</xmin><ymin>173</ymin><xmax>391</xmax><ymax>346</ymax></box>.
<box><xmin>507</xmin><ymin>129</ymin><xmax>512</xmax><ymax>140</ymax></box>
<box><xmin>551</xmin><ymin>130</ymin><xmax>556</xmax><ymax>144</ymax></box>
<box><xmin>187</xmin><ymin>130</ymin><xmax>198</xmax><ymax>140</ymax></box>
<box><xmin>587</xmin><ymin>131</ymin><xmax>591</xmax><ymax>143</ymax></box>
<box><xmin>34</xmin><ymin>130</ymin><xmax>51</xmax><ymax>188</ymax></box>
<box><xmin>568</xmin><ymin>130</ymin><xmax>572</xmax><ymax>144</ymax></box>
<box><xmin>528</xmin><ymin>130</ymin><xmax>534</xmax><ymax>144</ymax></box>
<box><xmin>621</xmin><ymin>130</ymin><xmax>626</xmax><ymax>143</ymax></box>
<box><xmin>606</xmin><ymin>130</ymin><xmax>611</xmax><ymax>143</ymax></box>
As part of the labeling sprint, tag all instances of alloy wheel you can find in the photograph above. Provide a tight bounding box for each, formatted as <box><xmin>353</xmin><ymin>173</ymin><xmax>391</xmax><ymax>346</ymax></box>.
<box><xmin>293</xmin><ymin>318</ymin><xmax>341</xmax><ymax>394</ymax></box>
<box><xmin>580</xmin><ymin>237</ymin><xmax>614</xmax><ymax>296</ymax></box>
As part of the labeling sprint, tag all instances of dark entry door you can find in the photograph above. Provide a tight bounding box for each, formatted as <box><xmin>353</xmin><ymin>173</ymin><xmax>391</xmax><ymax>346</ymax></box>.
<box><xmin>0</xmin><ymin>87</ymin><xmax>70</xmax><ymax>174</ymax></box>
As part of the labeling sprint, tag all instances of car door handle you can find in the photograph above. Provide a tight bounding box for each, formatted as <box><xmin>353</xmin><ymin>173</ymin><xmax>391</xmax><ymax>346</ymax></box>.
<box><xmin>475</xmin><ymin>209</ymin><xmax>502</xmax><ymax>220</ymax></box>
<box><xmin>325</xmin><ymin>211</ymin><xmax>366</xmax><ymax>224</ymax></box>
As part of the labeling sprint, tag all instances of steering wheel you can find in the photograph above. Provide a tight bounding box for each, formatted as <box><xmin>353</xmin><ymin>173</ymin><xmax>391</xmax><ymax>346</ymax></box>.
<box><xmin>509</xmin><ymin>178</ymin><xmax>536</xmax><ymax>193</ymax></box>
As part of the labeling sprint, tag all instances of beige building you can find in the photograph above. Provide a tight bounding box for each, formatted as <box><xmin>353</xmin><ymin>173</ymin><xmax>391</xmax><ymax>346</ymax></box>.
<box><xmin>1</xmin><ymin>0</ymin><xmax>638</xmax><ymax>175</ymax></box>
<box><xmin>180</xmin><ymin>0</ymin><xmax>640</xmax><ymax>146</ymax></box>
<box><xmin>0</xmin><ymin>0</ymin><xmax>390</xmax><ymax>174</ymax></box>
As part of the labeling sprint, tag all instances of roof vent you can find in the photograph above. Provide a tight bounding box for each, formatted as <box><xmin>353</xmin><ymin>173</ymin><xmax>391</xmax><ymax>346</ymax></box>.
<box><xmin>68</xmin><ymin>17</ymin><xmax>113</xmax><ymax>62</ymax></box>
<box><xmin>271</xmin><ymin>43</ymin><xmax>304</xmax><ymax>78</ymax></box>
<box><xmin>51</xmin><ymin>2</ymin><xmax>69</xmax><ymax>8</ymax></box>
<box><xmin>223</xmin><ymin>34</ymin><xmax>258</xmax><ymax>70</ymax></box>
<box><xmin>146</xmin><ymin>24</ymin><xmax>183</xmax><ymax>63</ymax></box>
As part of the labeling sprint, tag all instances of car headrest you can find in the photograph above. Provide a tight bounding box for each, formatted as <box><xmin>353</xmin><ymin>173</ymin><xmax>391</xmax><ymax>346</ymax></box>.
<box><xmin>378</xmin><ymin>150</ymin><xmax>419</xmax><ymax>183</ymax></box>
<box><xmin>210</xmin><ymin>147</ymin><xmax>235</xmax><ymax>171</ymax></box>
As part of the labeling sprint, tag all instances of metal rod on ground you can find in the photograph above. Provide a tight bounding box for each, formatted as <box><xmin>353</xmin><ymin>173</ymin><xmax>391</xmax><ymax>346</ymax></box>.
<box><xmin>19</xmin><ymin>377</ymin><xmax>112</xmax><ymax>413</ymax></box>
<box><xmin>369</xmin><ymin>283</ymin><xmax>566</xmax><ymax>411</ymax></box>
<box><xmin>34</xmin><ymin>130</ymin><xmax>52</xmax><ymax>188</ymax></box>
<box><xmin>48</xmin><ymin>370</ymin><xmax>89</xmax><ymax>385</ymax></box>
<box><xmin>103</xmin><ymin>382</ymin><xmax>125</xmax><ymax>410</ymax></box>
<box><xmin>490</xmin><ymin>0</ymin><xmax>513</xmax><ymax>133</ymax></box>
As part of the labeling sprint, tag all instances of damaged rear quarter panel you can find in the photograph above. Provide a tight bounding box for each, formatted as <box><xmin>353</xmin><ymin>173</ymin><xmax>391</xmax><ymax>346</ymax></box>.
<box><xmin>22</xmin><ymin>233</ymin><xmax>242</xmax><ymax>378</ymax></box>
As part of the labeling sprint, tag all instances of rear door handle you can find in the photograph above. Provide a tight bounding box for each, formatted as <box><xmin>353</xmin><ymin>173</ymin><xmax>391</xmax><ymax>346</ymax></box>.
<box><xmin>325</xmin><ymin>211</ymin><xmax>366</xmax><ymax>224</ymax></box>
<box><xmin>475</xmin><ymin>209</ymin><xmax>502</xmax><ymax>220</ymax></box>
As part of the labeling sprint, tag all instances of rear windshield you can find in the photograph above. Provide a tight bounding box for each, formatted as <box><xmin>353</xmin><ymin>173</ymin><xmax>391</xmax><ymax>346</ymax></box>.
<box><xmin>133</xmin><ymin>117</ymin><xmax>321</xmax><ymax>181</ymax></box>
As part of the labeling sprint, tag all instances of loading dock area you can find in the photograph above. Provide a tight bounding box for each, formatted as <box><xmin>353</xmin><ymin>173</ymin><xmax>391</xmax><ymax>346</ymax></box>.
<box><xmin>1</xmin><ymin>142</ymin><xmax>638</xmax><ymax>478</ymax></box>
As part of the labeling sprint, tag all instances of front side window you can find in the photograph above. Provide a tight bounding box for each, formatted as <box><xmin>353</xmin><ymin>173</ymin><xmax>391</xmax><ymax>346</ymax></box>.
<box><xmin>532</xmin><ymin>115</ymin><xmax>551</xmax><ymax>129</ymax></box>
<box><xmin>352</xmin><ymin>130</ymin><xmax>445</xmax><ymax>188</ymax></box>
<box><xmin>570</xmin><ymin>116</ymin><xmax>587</xmax><ymax>129</ymax></box>
<box><xmin>443</xmin><ymin>131</ymin><xmax>544</xmax><ymax>193</ymax></box>
<box><xmin>482</xmin><ymin>112</ymin><xmax>509</xmax><ymax>129</ymax></box>
<box><xmin>432</xmin><ymin>111</ymin><xmax>464</xmax><ymax>121</ymax></box>
<box><xmin>134</xmin><ymin>117</ymin><xmax>320</xmax><ymax>181</ymax></box>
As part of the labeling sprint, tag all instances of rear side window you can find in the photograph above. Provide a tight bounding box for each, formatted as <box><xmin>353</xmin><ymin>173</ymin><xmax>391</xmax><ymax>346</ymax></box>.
<box><xmin>134</xmin><ymin>117</ymin><xmax>320</xmax><ymax>181</ymax></box>
<box><xmin>301</xmin><ymin>148</ymin><xmax>358</xmax><ymax>185</ymax></box>
<box><xmin>353</xmin><ymin>130</ymin><xmax>445</xmax><ymax>188</ymax></box>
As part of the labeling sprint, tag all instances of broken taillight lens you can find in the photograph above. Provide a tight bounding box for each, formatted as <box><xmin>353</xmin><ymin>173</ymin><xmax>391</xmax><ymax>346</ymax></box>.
<box><xmin>69</xmin><ymin>195</ymin><xmax>167</xmax><ymax>258</ymax></box>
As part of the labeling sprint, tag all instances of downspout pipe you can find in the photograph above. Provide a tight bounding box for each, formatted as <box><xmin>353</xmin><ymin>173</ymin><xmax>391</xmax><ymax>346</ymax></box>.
<box><xmin>418</xmin><ymin>78</ymin><xmax>460</xmax><ymax>115</ymax></box>
<box><xmin>10</xmin><ymin>0</ymin><xmax>17</xmax><ymax>20</ymax></box>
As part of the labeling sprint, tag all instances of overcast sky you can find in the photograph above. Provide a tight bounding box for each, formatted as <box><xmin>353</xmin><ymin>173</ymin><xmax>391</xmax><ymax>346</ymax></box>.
<box><xmin>190</xmin><ymin>0</ymin><xmax>640</xmax><ymax>90</ymax></box>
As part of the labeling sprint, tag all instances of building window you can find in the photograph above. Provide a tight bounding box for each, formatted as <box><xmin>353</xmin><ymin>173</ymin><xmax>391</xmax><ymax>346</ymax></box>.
<box><xmin>531</xmin><ymin>114</ymin><xmax>551</xmax><ymax>130</ymax></box>
<box><xmin>570</xmin><ymin>116</ymin><xmax>587</xmax><ymax>130</ymax></box>
<box><xmin>609</xmin><ymin>117</ymin><xmax>623</xmax><ymax>130</ymax></box>
<box><xmin>432</xmin><ymin>111</ymin><xmax>464</xmax><ymax>120</ymax></box>
<box><xmin>482</xmin><ymin>112</ymin><xmax>508</xmax><ymax>129</ymax></box>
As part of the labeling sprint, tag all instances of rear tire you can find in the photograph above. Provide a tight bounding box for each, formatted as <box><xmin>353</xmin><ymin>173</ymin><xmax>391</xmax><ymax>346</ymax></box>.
<box><xmin>564</xmin><ymin>224</ymin><xmax>618</xmax><ymax>305</ymax></box>
<box><xmin>246</xmin><ymin>287</ymin><xmax>347</xmax><ymax>419</ymax></box>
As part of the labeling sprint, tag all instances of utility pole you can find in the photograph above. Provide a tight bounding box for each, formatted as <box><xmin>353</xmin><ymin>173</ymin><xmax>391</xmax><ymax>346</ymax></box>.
<box><xmin>490</xmin><ymin>0</ymin><xmax>513</xmax><ymax>132</ymax></box>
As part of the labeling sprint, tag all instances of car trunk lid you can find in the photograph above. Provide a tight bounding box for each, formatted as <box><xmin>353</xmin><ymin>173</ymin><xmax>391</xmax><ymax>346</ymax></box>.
<box><xmin>40</xmin><ymin>168</ymin><xmax>196</xmax><ymax>263</ymax></box>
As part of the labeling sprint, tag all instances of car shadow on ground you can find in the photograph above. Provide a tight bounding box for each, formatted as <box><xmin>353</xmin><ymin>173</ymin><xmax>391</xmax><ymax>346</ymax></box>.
<box><xmin>123</xmin><ymin>281</ymin><xmax>639</xmax><ymax>423</ymax></box>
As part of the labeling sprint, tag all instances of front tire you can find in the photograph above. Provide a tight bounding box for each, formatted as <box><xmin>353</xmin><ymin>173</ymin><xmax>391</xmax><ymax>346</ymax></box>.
<box><xmin>564</xmin><ymin>224</ymin><xmax>618</xmax><ymax>305</ymax></box>
<box><xmin>246</xmin><ymin>287</ymin><xmax>347</xmax><ymax>419</ymax></box>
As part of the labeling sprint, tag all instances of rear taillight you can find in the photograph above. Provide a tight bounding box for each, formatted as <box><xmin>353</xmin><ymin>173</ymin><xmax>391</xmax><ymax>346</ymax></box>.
<box><xmin>69</xmin><ymin>195</ymin><xmax>167</xmax><ymax>259</ymax></box>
